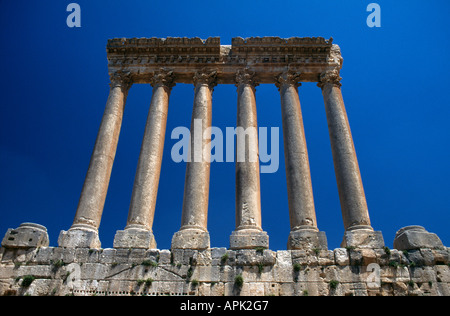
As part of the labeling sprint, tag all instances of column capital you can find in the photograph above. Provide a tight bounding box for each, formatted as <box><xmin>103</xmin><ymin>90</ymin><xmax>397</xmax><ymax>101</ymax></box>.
<box><xmin>235</xmin><ymin>67</ymin><xmax>259</xmax><ymax>89</ymax></box>
<box><xmin>275</xmin><ymin>70</ymin><xmax>302</xmax><ymax>91</ymax></box>
<box><xmin>150</xmin><ymin>68</ymin><xmax>176</xmax><ymax>90</ymax></box>
<box><xmin>193</xmin><ymin>68</ymin><xmax>218</xmax><ymax>90</ymax></box>
<box><xmin>317</xmin><ymin>68</ymin><xmax>342</xmax><ymax>89</ymax></box>
<box><xmin>109</xmin><ymin>70</ymin><xmax>133</xmax><ymax>90</ymax></box>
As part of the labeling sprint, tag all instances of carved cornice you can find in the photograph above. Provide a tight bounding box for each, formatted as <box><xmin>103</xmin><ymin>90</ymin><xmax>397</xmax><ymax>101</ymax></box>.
<box><xmin>150</xmin><ymin>68</ymin><xmax>176</xmax><ymax>89</ymax></box>
<box><xmin>275</xmin><ymin>70</ymin><xmax>302</xmax><ymax>91</ymax></box>
<box><xmin>106</xmin><ymin>37</ymin><xmax>341</xmax><ymax>85</ymax></box>
<box><xmin>235</xmin><ymin>68</ymin><xmax>259</xmax><ymax>88</ymax></box>
<box><xmin>193</xmin><ymin>68</ymin><xmax>218</xmax><ymax>89</ymax></box>
<box><xmin>317</xmin><ymin>68</ymin><xmax>342</xmax><ymax>89</ymax></box>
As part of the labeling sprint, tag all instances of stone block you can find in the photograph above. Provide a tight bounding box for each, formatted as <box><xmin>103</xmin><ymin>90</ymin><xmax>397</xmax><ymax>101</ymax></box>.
<box><xmin>80</xmin><ymin>263</ymin><xmax>109</xmax><ymax>280</ymax></box>
<box><xmin>291</xmin><ymin>249</ymin><xmax>318</xmax><ymax>266</ymax></box>
<box><xmin>420</xmin><ymin>248</ymin><xmax>435</xmax><ymax>266</ymax></box>
<box><xmin>334</xmin><ymin>248</ymin><xmax>350</xmax><ymax>266</ymax></box>
<box><xmin>158</xmin><ymin>249</ymin><xmax>171</xmax><ymax>265</ymax></box>
<box><xmin>113</xmin><ymin>229</ymin><xmax>157</xmax><ymax>249</ymax></box>
<box><xmin>211</xmin><ymin>247</ymin><xmax>227</xmax><ymax>265</ymax></box>
<box><xmin>209</xmin><ymin>282</ymin><xmax>225</xmax><ymax>296</ymax></box>
<box><xmin>1</xmin><ymin>223</ymin><xmax>49</xmax><ymax>249</ymax></box>
<box><xmin>33</xmin><ymin>247</ymin><xmax>54</xmax><ymax>264</ymax></box>
<box><xmin>374</xmin><ymin>248</ymin><xmax>390</xmax><ymax>266</ymax></box>
<box><xmin>287</xmin><ymin>229</ymin><xmax>328</xmax><ymax>251</ymax></box>
<box><xmin>432</xmin><ymin>248</ymin><xmax>449</xmax><ymax>265</ymax></box>
<box><xmin>229</xmin><ymin>229</ymin><xmax>269</xmax><ymax>250</ymax></box>
<box><xmin>360</xmin><ymin>249</ymin><xmax>378</xmax><ymax>266</ymax></box>
<box><xmin>171</xmin><ymin>229</ymin><xmax>210</xmax><ymax>250</ymax></box>
<box><xmin>393</xmin><ymin>226</ymin><xmax>445</xmax><ymax>251</ymax></box>
<box><xmin>318</xmin><ymin>250</ymin><xmax>335</xmax><ymax>266</ymax></box>
<box><xmin>435</xmin><ymin>265</ymin><xmax>450</xmax><ymax>282</ymax></box>
<box><xmin>274</xmin><ymin>251</ymin><xmax>294</xmax><ymax>282</ymax></box>
<box><xmin>114</xmin><ymin>249</ymin><xmax>133</xmax><ymax>264</ymax></box>
<box><xmin>341</xmin><ymin>229</ymin><xmax>384</xmax><ymax>249</ymax></box>
<box><xmin>16</xmin><ymin>265</ymin><xmax>54</xmax><ymax>279</ymax></box>
<box><xmin>235</xmin><ymin>249</ymin><xmax>275</xmax><ymax>266</ymax></box>
<box><xmin>171</xmin><ymin>249</ymin><xmax>198</xmax><ymax>266</ymax></box>
<box><xmin>58</xmin><ymin>228</ymin><xmax>101</xmax><ymax>249</ymax></box>
<box><xmin>192</xmin><ymin>249</ymin><xmax>212</xmax><ymax>266</ymax></box>
<box><xmin>99</xmin><ymin>248</ymin><xmax>117</xmax><ymax>264</ymax></box>
<box><xmin>409</xmin><ymin>266</ymin><xmax>437</xmax><ymax>283</ymax></box>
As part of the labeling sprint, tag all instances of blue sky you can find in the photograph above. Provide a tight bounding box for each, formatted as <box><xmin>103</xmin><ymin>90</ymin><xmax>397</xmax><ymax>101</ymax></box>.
<box><xmin>1</xmin><ymin>0</ymin><xmax>449</xmax><ymax>251</ymax></box>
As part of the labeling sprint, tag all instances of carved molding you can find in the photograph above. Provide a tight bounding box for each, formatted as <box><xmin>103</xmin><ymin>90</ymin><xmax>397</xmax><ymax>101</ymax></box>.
<box><xmin>275</xmin><ymin>70</ymin><xmax>302</xmax><ymax>90</ymax></box>
<box><xmin>150</xmin><ymin>68</ymin><xmax>176</xmax><ymax>89</ymax></box>
<box><xmin>193</xmin><ymin>68</ymin><xmax>218</xmax><ymax>89</ymax></box>
<box><xmin>317</xmin><ymin>68</ymin><xmax>342</xmax><ymax>89</ymax></box>
<box><xmin>235</xmin><ymin>68</ymin><xmax>259</xmax><ymax>88</ymax></box>
<box><xmin>106</xmin><ymin>37</ymin><xmax>342</xmax><ymax>85</ymax></box>
<box><xmin>110</xmin><ymin>70</ymin><xmax>133</xmax><ymax>90</ymax></box>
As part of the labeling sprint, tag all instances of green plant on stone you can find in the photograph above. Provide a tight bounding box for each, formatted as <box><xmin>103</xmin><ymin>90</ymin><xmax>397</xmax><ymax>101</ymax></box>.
<box><xmin>21</xmin><ymin>275</ymin><xmax>35</xmax><ymax>287</ymax></box>
<box><xmin>329</xmin><ymin>280</ymin><xmax>339</xmax><ymax>290</ymax></box>
<box><xmin>141</xmin><ymin>260</ymin><xmax>158</xmax><ymax>267</ymax></box>
<box><xmin>221</xmin><ymin>252</ymin><xmax>229</xmax><ymax>264</ymax></box>
<box><xmin>257</xmin><ymin>263</ymin><xmax>264</xmax><ymax>274</ymax></box>
<box><xmin>234</xmin><ymin>274</ymin><xmax>244</xmax><ymax>287</ymax></box>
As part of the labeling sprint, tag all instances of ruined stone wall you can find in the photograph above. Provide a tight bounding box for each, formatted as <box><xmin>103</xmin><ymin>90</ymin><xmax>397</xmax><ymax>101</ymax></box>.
<box><xmin>1</xmin><ymin>245</ymin><xmax>449</xmax><ymax>296</ymax></box>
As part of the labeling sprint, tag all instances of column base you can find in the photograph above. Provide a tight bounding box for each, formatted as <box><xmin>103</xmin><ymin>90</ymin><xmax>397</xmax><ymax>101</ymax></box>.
<box><xmin>341</xmin><ymin>228</ymin><xmax>384</xmax><ymax>249</ymax></box>
<box><xmin>393</xmin><ymin>226</ymin><xmax>445</xmax><ymax>251</ymax></box>
<box><xmin>113</xmin><ymin>228</ymin><xmax>157</xmax><ymax>249</ymax></box>
<box><xmin>230</xmin><ymin>229</ymin><xmax>269</xmax><ymax>250</ymax></box>
<box><xmin>171</xmin><ymin>229</ymin><xmax>210</xmax><ymax>250</ymax></box>
<box><xmin>287</xmin><ymin>229</ymin><xmax>328</xmax><ymax>250</ymax></box>
<box><xmin>58</xmin><ymin>226</ymin><xmax>101</xmax><ymax>249</ymax></box>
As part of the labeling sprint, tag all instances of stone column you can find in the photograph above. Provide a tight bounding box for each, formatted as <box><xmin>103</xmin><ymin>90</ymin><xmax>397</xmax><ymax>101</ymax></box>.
<box><xmin>59</xmin><ymin>71</ymin><xmax>132</xmax><ymax>248</ymax></box>
<box><xmin>113</xmin><ymin>69</ymin><xmax>175</xmax><ymax>249</ymax></box>
<box><xmin>318</xmin><ymin>68</ymin><xmax>383</xmax><ymax>248</ymax></box>
<box><xmin>276</xmin><ymin>71</ymin><xmax>327</xmax><ymax>250</ymax></box>
<box><xmin>171</xmin><ymin>69</ymin><xmax>217</xmax><ymax>250</ymax></box>
<box><xmin>230</xmin><ymin>68</ymin><xmax>269</xmax><ymax>250</ymax></box>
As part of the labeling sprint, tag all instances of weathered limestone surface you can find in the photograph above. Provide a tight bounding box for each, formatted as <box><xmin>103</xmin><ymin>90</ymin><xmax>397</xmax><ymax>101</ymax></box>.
<box><xmin>230</xmin><ymin>68</ymin><xmax>269</xmax><ymax>250</ymax></box>
<box><xmin>1</xmin><ymin>245</ymin><xmax>449</xmax><ymax>296</ymax></box>
<box><xmin>394</xmin><ymin>226</ymin><xmax>445</xmax><ymax>251</ymax></box>
<box><xmin>1</xmin><ymin>223</ymin><xmax>49</xmax><ymax>249</ymax></box>
<box><xmin>1</xmin><ymin>224</ymin><xmax>448</xmax><ymax>296</ymax></box>
<box><xmin>113</xmin><ymin>69</ymin><xmax>175</xmax><ymax>250</ymax></box>
<box><xmin>171</xmin><ymin>69</ymin><xmax>216</xmax><ymax>250</ymax></box>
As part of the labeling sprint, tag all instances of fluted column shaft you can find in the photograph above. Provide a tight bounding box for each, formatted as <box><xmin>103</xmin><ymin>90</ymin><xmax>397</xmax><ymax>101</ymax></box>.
<box><xmin>318</xmin><ymin>70</ymin><xmax>372</xmax><ymax>232</ymax></box>
<box><xmin>230</xmin><ymin>69</ymin><xmax>268</xmax><ymax>249</ymax></box>
<box><xmin>171</xmin><ymin>69</ymin><xmax>216</xmax><ymax>250</ymax></box>
<box><xmin>114</xmin><ymin>69</ymin><xmax>175</xmax><ymax>249</ymax></box>
<box><xmin>59</xmin><ymin>71</ymin><xmax>132</xmax><ymax>248</ymax></box>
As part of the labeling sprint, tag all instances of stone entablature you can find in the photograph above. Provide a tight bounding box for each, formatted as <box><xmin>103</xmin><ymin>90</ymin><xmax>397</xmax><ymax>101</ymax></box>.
<box><xmin>106</xmin><ymin>36</ymin><xmax>338</xmax><ymax>84</ymax></box>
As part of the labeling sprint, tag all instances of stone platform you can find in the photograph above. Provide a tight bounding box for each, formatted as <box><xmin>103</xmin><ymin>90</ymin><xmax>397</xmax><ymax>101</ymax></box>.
<box><xmin>1</xmin><ymin>224</ymin><xmax>448</xmax><ymax>296</ymax></box>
